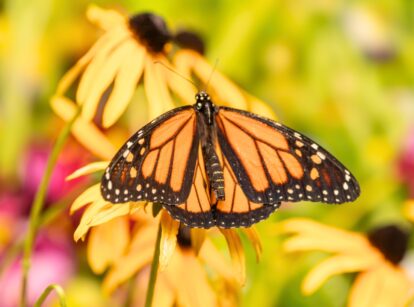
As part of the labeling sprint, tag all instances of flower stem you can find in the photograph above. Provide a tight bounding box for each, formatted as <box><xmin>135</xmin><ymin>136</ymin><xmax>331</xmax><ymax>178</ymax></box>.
<box><xmin>34</xmin><ymin>284</ymin><xmax>66</xmax><ymax>307</ymax></box>
<box><xmin>20</xmin><ymin>109</ymin><xmax>80</xmax><ymax>307</ymax></box>
<box><xmin>144</xmin><ymin>223</ymin><xmax>162</xmax><ymax>307</ymax></box>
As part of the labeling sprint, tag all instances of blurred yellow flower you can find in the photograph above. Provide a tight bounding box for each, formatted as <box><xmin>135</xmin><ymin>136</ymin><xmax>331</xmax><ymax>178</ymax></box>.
<box><xmin>280</xmin><ymin>218</ymin><xmax>413</xmax><ymax>307</ymax></box>
<box><xmin>67</xmin><ymin>161</ymin><xmax>263</xmax><ymax>304</ymax></box>
<box><xmin>403</xmin><ymin>199</ymin><xmax>414</xmax><ymax>222</ymax></box>
<box><xmin>172</xmin><ymin>37</ymin><xmax>276</xmax><ymax>119</ymax></box>
<box><xmin>51</xmin><ymin>5</ymin><xmax>176</xmax><ymax>159</ymax></box>
<box><xmin>55</xmin><ymin>5</ymin><xmax>175</xmax><ymax>126</ymax></box>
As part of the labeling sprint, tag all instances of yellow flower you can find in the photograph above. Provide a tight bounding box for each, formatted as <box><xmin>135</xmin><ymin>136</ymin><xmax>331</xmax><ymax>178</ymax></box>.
<box><xmin>67</xmin><ymin>162</ymin><xmax>263</xmax><ymax>303</ymax></box>
<box><xmin>172</xmin><ymin>33</ymin><xmax>276</xmax><ymax>119</ymax></box>
<box><xmin>51</xmin><ymin>5</ymin><xmax>177</xmax><ymax>159</ymax></box>
<box><xmin>280</xmin><ymin>218</ymin><xmax>413</xmax><ymax>306</ymax></box>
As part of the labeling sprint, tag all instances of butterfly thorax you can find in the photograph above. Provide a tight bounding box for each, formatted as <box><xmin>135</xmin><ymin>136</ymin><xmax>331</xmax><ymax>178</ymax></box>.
<box><xmin>194</xmin><ymin>92</ymin><xmax>225</xmax><ymax>201</ymax></box>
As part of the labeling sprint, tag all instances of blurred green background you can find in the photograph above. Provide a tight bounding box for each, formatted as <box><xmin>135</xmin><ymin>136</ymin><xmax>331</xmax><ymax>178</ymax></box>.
<box><xmin>1</xmin><ymin>0</ymin><xmax>414</xmax><ymax>306</ymax></box>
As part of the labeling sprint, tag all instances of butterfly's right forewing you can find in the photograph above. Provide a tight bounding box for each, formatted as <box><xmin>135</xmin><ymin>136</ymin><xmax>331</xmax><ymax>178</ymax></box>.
<box><xmin>101</xmin><ymin>106</ymin><xmax>199</xmax><ymax>205</ymax></box>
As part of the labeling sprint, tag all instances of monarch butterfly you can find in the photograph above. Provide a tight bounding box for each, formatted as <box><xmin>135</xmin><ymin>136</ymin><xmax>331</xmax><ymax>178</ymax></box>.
<box><xmin>101</xmin><ymin>91</ymin><xmax>360</xmax><ymax>228</ymax></box>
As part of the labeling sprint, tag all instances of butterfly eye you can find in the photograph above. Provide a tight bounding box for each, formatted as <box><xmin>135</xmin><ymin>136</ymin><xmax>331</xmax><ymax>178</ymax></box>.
<box><xmin>196</xmin><ymin>102</ymin><xmax>202</xmax><ymax>110</ymax></box>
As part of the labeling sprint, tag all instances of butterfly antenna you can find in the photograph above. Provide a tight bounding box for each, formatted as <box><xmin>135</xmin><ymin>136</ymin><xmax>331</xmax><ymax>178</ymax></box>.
<box><xmin>153</xmin><ymin>61</ymin><xmax>198</xmax><ymax>90</ymax></box>
<box><xmin>204</xmin><ymin>58</ymin><xmax>219</xmax><ymax>92</ymax></box>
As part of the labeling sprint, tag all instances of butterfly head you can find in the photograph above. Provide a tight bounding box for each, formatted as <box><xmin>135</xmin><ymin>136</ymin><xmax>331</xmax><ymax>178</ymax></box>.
<box><xmin>195</xmin><ymin>91</ymin><xmax>216</xmax><ymax>124</ymax></box>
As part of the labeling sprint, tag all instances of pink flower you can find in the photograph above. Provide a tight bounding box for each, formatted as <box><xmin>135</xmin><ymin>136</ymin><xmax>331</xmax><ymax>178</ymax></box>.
<box><xmin>0</xmin><ymin>232</ymin><xmax>75</xmax><ymax>307</ymax></box>
<box><xmin>21</xmin><ymin>142</ymin><xmax>89</xmax><ymax>203</ymax></box>
<box><xmin>398</xmin><ymin>129</ymin><xmax>414</xmax><ymax>197</ymax></box>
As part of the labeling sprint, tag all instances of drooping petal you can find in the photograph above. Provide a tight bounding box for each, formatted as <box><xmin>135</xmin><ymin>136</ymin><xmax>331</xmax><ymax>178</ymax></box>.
<box><xmin>166</xmin><ymin>56</ymin><xmax>196</xmax><ymax>105</ymax></box>
<box><xmin>302</xmin><ymin>254</ymin><xmax>381</xmax><ymax>295</ymax></box>
<box><xmin>102</xmin><ymin>43</ymin><xmax>146</xmax><ymax>127</ymax></box>
<box><xmin>349</xmin><ymin>264</ymin><xmax>412</xmax><ymax>307</ymax></box>
<box><xmin>87</xmin><ymin>216</ymin><xmax>130</xmax><ymax>274</ymax></box>
<box><xmin>242</xmin><ymin>227</ymin><xmax>262</xmax><ymax>262</ymax></box>
<box><xmin>74</xmin><ymin>198</ymin><xmax>108</xmax><ymax>241</ymax></box>
<box><xmin>166</xmin><ymin>250</ymin><xmax>217</xmax><ymax>307</ymax></box>
<box><xmin>66</xmin><ymin>161</ymin><xmax>109</xmax><ymax>181</ymax></box>
<box><xmin>175</xmin><ymin>50</ymin><xmax>247</xmax><ymax>109</ymax></box>
<box><xmin>103</xmin><ymin>224</ymin><xmax>157</xmax><ymax>294</ymax></box>
<box><xmin>244</xmin><ymin>91</ymin><xmax>277</xmax><ymax>119</ymax></box>
<box><xmin>70</xmin><ymin>184</ymin><xmax>101</xmax><ymax>213</ymax></box>
<box><xmin>283</xmin><ymin>234</ymin><xmax>374</xmax><ymax>255</ymax></box>
<box><xmin>198</xmin><ymin>239</ymin><xmax>237</xmax><ymax>282</ymax></box>
<box><xmin>81</xmin><ymin>40</ymin><xmax>137</xmax><ymax>121</ymax></box>
<box><xmin>50</xmin><ymin>96</ymin><xmax>116</xmax><ymax>159</ymax></box>
<box><xmin>86</xmin><ymin>4</ymin><xmax>125</xmax><ymax>30</ymax></box>
<box><xmin>86</xmin><ymin>201</ymin><xmax>143</xmax><ymax>228</ymax></box>
<box><xmin>220</xmin><ymin>228</ymin><xmax>246</xmax><ymax>285</ymax></box>
<box><xmin>144</xmin><ymin>56</ymin><xmax>175</xmax><ymax>119</ymax></box>
<box><xmin>190</xmin><ymin>228</ymin><xmax>207</xmax><ymax>255</ymax></box>
<box><xmin>55</xmin><ymin>27</ymin><xmax>125</xmax><ymax>95</ymax></box>
<box><xmin>76</xmin><ymin>27</ymin><xmax>131</xmax><ymax>105</ymax></box>
<box><xmin>135</xmin><ymin>271</ymin><xmax>175</xmax><ymax>307</ymax></box>
<box><xmin>279</xmin><ymin>218</ymin><xmax>372</xmax><ymax>254</ymax></box>
<box><xmin>159</xmin><ymin>211</ymin><xmax>180</xmax><ymax>271</ymax></box>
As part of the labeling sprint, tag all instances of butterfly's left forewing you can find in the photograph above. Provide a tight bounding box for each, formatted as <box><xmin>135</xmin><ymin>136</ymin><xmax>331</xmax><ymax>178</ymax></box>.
<box><xmin>215</xmin><ymin>107</ymin><xmax>360</xmax><ymax>205</ymax></box>
<box><xmin>101</xmin><ymin>106</ymin><xmax>199</xmax><ymax>205</ymax></box>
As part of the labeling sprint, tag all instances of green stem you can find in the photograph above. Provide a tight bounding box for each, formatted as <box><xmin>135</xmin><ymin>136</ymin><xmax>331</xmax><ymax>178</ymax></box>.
<box><xmin>144</xmin><ymin>223</ymin><xmax>162</xmax><ymax>307</ymax></box>
<box><xmin>20</xmin><ymin>109</ymin><xmax>80</xmax><ymax>307</ymax></box>
<box><xmin>34</xmin><ymin>284</ymin><xmax>66</xmax><ymax>307</ymax></box>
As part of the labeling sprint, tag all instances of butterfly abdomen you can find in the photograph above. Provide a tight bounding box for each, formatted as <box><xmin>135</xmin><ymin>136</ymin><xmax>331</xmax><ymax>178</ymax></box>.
<box><xmin>202</xmin><ymin>142</ymin><xmax>225</xmax><ymax>200</ymax></box>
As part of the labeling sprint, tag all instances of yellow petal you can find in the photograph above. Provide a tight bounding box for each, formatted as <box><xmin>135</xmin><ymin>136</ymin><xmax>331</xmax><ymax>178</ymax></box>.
<box><xmin>220</xmin><ymin>228</ymin><xmax>246</xmax><ymax>285</ymax></box>
<box><xmin>403</xmin><ymin>199</ymin><xmax>414</xmax><ymax>222</ymax></box>
<box><xmin>135</xmin><ymin>271</ymin><xmax>175</xmax><ymax>307</ymax></box>
<box><xmin>86</xmin><ymin>4</ymin><xmax>126</xmax><ymax>30</ymax></box>
<box><xmin>74</xmin><ymin>198</ymin><xmax>107</xmax><ymax>241</ymax></box>
<box><xmin>70</xmin><ymin>184</ymin><xmax>100</xmax><ymax>214</ymax></box>
<box><xmin>302</xmin><ymin>254</ymin><xmax>381</xmax><ymax>295</ymax></box>
<box><xmin>198</xmin><ymin>239</ymin><xmax>237</xmax><ymax>282</ymax></box>
<box><xmin>166</xmin><ymin>56</ymin><xmax>197</xmax><ymax>105</ymax></box>
<box><xmin>50</xmin><ymin>96</ymin><xmax>116</xmax><ymax>159</ymax></box>
<box><xmin>279</xmin><ymin>218</ymin><xmax>371</xmax><ymax>254</ymax></box>
<box><xmin>242</xmin><ymin>227</ymin><xmax>262</xmax><ymax>262</ymax></box>
<box><xmin>166</xmin><ymin>250</ymin><xmax>217</xmax><ymax>307</ymax></box>
<box><xmin>349</xmin><ymin>264</ymin><xmax>411</xmax><ymax>307</ymax></box>
<box><xmin>283</xmin><ymin>234</ymin><xmax>374</xmax><ymax>256</ymax></box>
<box><xmin>102</xmin><ymin>43</ymin><xmax>146</xmax><ymax>127</ymax></box>
<box><xmin>103</xmin><ymin>224</ymin><xmax>157</xmax><ymax>293</ymax></box>
<box><xmin>87</xmin><ymin>216</ymin><xmax>130</xmax><ymax>274</ymax></box>
<box><xmin>186</xmin><ymin>50</ymin><xmax>247</xmax><ymax>109</ymax></box>
<box><xmin>66</xmin><ymin>161</ymin><xmax>109</xmax><ymax>181</ymax></box>
<box><xmin>144</xmin><ymin>56</ymin><xmax>175</xmax><ymax>119</ymax></box>
<box><xmin>190</xmin><ymin>228</ymin><xmax>207</xmax><ymax>255</ymax></box>
<box><xmin>159</xmin><ymin>211</ymin><xmax>180</xmax><ymax>271</ymax></box>
<box><xmin>76</xmin><ymin>27</ymin><xmax>131</xmax><ymax>105</ymax></box>
<box><xmin>87</xmin><ymin>201</ymin><xmax>143</xmax><ymax>228</ymax></box>
<box><xmin>81</xmin><ymin>40</ymin><xmax>136</xmax><ymax>121</ymax></box>
<box><xmin>55</xmin><ymin>27</ymin><xmax>122</xmax><ymax>95</ymax></box>
<box><xmin>244</xmin><ymin>92</ymin><xmax>277</xmax><ymax>120</ymax></box>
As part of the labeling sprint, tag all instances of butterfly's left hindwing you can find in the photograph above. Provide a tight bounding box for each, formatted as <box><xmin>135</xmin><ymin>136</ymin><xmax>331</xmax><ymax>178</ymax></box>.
<box><xmin>101</xmin><ymin>106</ymin><xmax>199</xmax><ymax>205</ymax></box>
<box><xmin>215</xmin><ymin>107</ymin><xmax>360</xmax><ymax>205</ymax></box>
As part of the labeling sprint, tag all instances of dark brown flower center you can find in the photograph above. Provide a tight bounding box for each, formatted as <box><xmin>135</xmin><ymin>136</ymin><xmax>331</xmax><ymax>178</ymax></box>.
<box><xmin>176</xmin><ymin>224</ymin><xmax>192</xmax><ymax>249</ymax></box>
<box><xmin>368</xmin><ymin>225</ymin><xmax>408</xmax><ymax>265</ymax></box>
<box><xmin>129</xmin><ymin>13</ymin><xmax>171</xmax><ymax>53</ymax></box>
<box><xmin>174</xmin><ymin>30</ymin><xmax>205</xmax><ymax>55</ymax></box>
